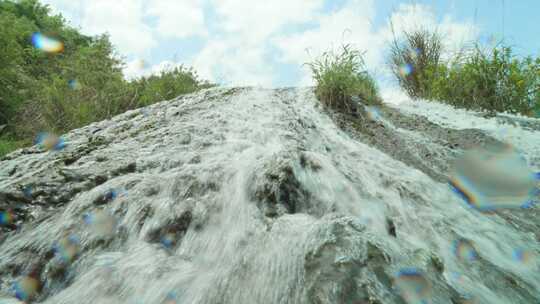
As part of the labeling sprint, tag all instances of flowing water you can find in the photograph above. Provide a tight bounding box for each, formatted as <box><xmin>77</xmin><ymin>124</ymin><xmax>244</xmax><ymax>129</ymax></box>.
<box><xmin>0</xmin><ymin>87</ymin><xmax>538</xmax><ymax>303</ymax></box>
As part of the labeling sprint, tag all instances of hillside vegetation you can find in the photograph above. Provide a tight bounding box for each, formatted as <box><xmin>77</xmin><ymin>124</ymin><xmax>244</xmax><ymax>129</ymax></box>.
<box><xmin>307</xmin><ymin>44</ymin><xmax>382</xmax><ymax>111</ymax></box>
<box><xmin>308</xmin><ymin>30</ymin><xmax>539</xmax><ymax>118</ymax></box>
<box><xmin>0</xmin><ymin>0</ymin><xmax>211</xmax><ymax>157</ymax></box>
<box><xmin>389</xmin><ymin>29</ymin><xmax>540</xmax><ymax>116</ymax></box>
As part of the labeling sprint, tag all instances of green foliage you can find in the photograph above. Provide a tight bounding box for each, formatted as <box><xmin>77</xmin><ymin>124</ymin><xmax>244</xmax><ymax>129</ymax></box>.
<box><xmin>132</xmin><ymin>66</ymin><xmax>214</xmax><ymax>107</ymax></box>
<box><xmin>389</xmin><ymin>29</ymin><xmax>442</xmax><ymax>99</ymax></box>
<box><xmin>389</xmin><ymin>28</ymin><xmax>540</xmax><ymax>116</ymax></box>
<box><xmin>0</xmin><ymin>136</ymin><xmax>26</xmax><ymax>157</ymax></box>
<box><xmin>0</xmin><ymin>0</ymin><xmax>211</xmax><ymax>156</ymax></box>
<box><xmin>308</xmin><ymin>44</ymin><xmax>381</xmax><ymax>111</ymax></box>
<box><xmin>431</xmin><ymin>46</ymin><xmax>540</xmax><ymax>115</ymax></box>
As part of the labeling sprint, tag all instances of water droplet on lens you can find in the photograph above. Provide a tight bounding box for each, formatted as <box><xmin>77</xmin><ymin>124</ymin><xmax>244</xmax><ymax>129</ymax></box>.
<box><xmin>22</xmin><ymin>185</ymin><xmax>33</xmax><ymax>199</ymax></box>
<box><xmin>68</xmin><ymin>79</ymin><xmax>80</xmax><ymax>90</ymax></box>
<box><xmin>35</xmin><ymin>132</ymin><xmax>66</xmax><ymax>151</ymax></box>
<box><xmin>31</xmin><ymin>32</ymin><xmax>64</xmax><ymax>53</ymax></box>
<box><xmin>12</xmin><ymin>276</ymin><xmax>40</xmax><ymax>302</ymax></box>
<box><xmin>512</xmin><ymin>248</ymin><xmax>537</xmax><ymax>267</ymax></box>
<box><xmin>84</xmin><ymin>210</ymin><xmax>117</xmax><ymax>238</ymax></box>
<box><xmin>453</xmin><ymin>239</ymin><xmax>478</xmax><ymax>262</ymax></box>
<box><xmin>0</xmin><ymin>210</ymin><xmax>14</xmax><ymax>226</ymax></box>
<box><xmin>399</xmin><ymin>63</ymin><xmax>414</xmax><ymax>77</ymax></box>
<box><xmin>366</xmin><ymin>106</ymin><xmax>381</xmax><ymax>121</ymax></box>
<box><xmin>394</xmin><ymin>268</ymin><xmax>432</xmax><ymax>304</ymax></box>
<box><xmin>450</xmin><ymin>145</ymin><xmax>536</xmax><ymax>211</ymax></box>
<box><xmin>160</xmin><ymin>232</ymin><xmax>176</xmax><ymax>249</ymax></box>
<box><xmin>54</xmin><ymin>235</ymin><xmax>80</xmax><ymax>264</ymax></box>
<box><xmin>163</xmin><ymin>291</ymin><xmax>177</xmax><ymax>304</ymax></box>
<box><xmin>458</xmin><ymin>294</ymin><xmax>479</xmax><ymax>304</ymax></box>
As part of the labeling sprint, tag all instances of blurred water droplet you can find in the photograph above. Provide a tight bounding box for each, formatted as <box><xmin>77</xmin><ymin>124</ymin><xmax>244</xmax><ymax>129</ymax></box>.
<box><xmin>410</xmin><ymin>48</ymin><xmax>421</xmax><ymax>59</ymax></box>
<box><xmin>453</xmin><ymin>239</ymin><xmax>478</xmax><ymax>262</ymax></box>
<box><xmin>459</xmin><ymin>294</ymin><xmax>478</xmax><ymax>304</ymax></box>
<box><xmin>35</xmin><ymin>132</ymin><xmax>66</xmax><ymax>151</ymax></box>
<box><xmin>54</xmin><ymin>235</ymin><xmax>80</xmax><ymax>264</ymax></box>
<box><xmin>450</xmin><ymin>145</ymin><xmax>537</xmax><ymax>211</ymax></box>
<box><xmin>134</xmin><ymin>59</ymin><xmax>147</xmax><ymax>71</ymax></box>
<box><xmin>97</xmin><ymin>189</ymin><xmax>126</xmax><ymax>205</ymax></box>
<box><xmin>140</xmin><ymin>108</ymin><xmax>150</xmax><ymax>117</ymax></box>
<box><xmin>68</xmin><ymin>79</ymin><xmax>81</xmax><ymax>90</ymax></box>
<box><xmin>31</xmin><ymin>32</ymin><xmax>64</xmax><ymax>53</ymax></box>
<box><xmin>399</xmin><ymin>63</ymin><xmax>414</xmax><ymax>77</ymax></box>
<box><xmin>22</xmin><ymin>185</ymin><xmax>33</xmax><ymax>199</ymax></box>
<box><xmin>0</xmin><ymin>210</ymin><xmax>14</xmax><ymax>226</ymax></box>
<box><xmin>394</xmin><ymin>268</ymin><xmax>432</xmax><ymax>304</ymax></box>
<box><xmin>84</xmin><ymin>210</ymin><xmax>117</xmax><ymax>238</ymax></box>
<box><xmin>160</xmin><ymin>232</ymin><xmax>176</xmax><ymax>249</ymax></box>
<box><xmin>12</xmin><ymin>276</ymin><xmax>40</xmax><ymax>302</ymax></box>
<box><xmin>366</xmin><ymin>106</ymin><xmax>381</xmax><ymax>121</ymax></box>
<box><xmin>512</xmin><ymin>248</ymin><xmax>537</xmax><ymax>267</ymax></box>
<box><xmin>163</xmin><ymin>292</ymin><xmax>177</xmax><ymax>304</ymax></box>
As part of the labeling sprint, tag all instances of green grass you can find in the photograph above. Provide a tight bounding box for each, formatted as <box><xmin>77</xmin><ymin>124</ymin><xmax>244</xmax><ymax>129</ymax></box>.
<box><xmin>431</xmin><ymin>46</ymin><xmax>540</xmax><ymax>115</ymax></box>
<box><xmin>389</xmin><ymin>28</ymin><xmax>442</xmax><ymax>99</ymax></box>
<box><xmin>307</xmin><ymin>44</ymin><xmax>381</xmax><ymax>111</ymax></box>
<box><xmin>0</xmin><ymin>0</ymin><xmax>214</xmax><ymax>153</ymax></box>
<box><xmin>389</xmin><ymin>28</ymin><xmax>540</xmax><ymax>116</ymax></box>
<box><xmin>0</xmin><ymin>136</ymin><xmax>26</xmax><ymax>157</ymax></box>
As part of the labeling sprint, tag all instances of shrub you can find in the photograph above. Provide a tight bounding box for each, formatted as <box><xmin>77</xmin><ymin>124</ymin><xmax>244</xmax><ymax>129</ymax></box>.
<box><xmin>432</xmin><ymin>46</ymin><xmax>540</xmax><ymax>115</ymax></box>
<box><xmin>0</xmin><ymin>0</ymin><xmax>212</xmax><ymax>156</ymax></box>
<box><xmin>389</xmin><ymin>28</ymin><xmax>540</xmax><ymax>116</ymax></box>
<box><xmin>0</xmin><ymin>136</ymin><xmax>26</xmax><ymax>157</ymax></box>
<box><xmin>132</xmin><ymin>66</ymin><xmax>214</xmax><ymax>107</ymax></box>
<box><xmin>307</xmin><ymin>44</ymin><xmax>381</xmax><ymax>111</ymax></box>
<box><xmin>389</xmin><ymin>29</ymin><xmax>442</xmax><ymax>99</ymax></box>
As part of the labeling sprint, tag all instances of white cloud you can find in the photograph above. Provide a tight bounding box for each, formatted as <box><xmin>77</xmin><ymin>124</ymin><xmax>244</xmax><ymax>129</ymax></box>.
<box><xmin>146</xmin><ymin>0</ymin><xmax>207</xmax><ymax>39</ymax></box>
<box><xmin>274</xmin><ymin>0</ymin><xmax>382</xmax><ymax>84</ymax></box>
<box><xmin>275</xmin><ymin>1</ymin><xmax>480</xmax><ymax>87</ymax></box>
<box><xmin>124</xmin><ymin>59</ymin><xmax>191</xmax><ymax>80</ymax></box>
<box><xmin>193</xmin><ymin>38</ymin><xmax>274</xmax><ymax>86</ymax></box>
<box><xmin>42</xmin><ymin>0</ymin><xmax>156</xmax><ymax>57</ymax></box>
<box><xmin>385</xmin><ymin>4</ymin><xmax>479</xmax><ymax>56</ymax></box>
<box><xmin>41</xmin><ymin>0</ymin><xmax>481</xmax><ymax>87</ymax></box>
<box><xmin>193</xmin><ymin>0</ymin><xmax>326</xmax><ymax>86</ymax></box>
<box><xmin>80</xmin><ymin>0</ymin><xmax>156</xmax><ymax>57</ymax></box>
<box><xmin>41</xmin><ymin>0</ymin><xmax>84</xmax><ymax>24</ymax></box>
<box><xmin>211</xmin><ymin>0</ymin><xmax>324</xmax><ymax>43</ymax></box>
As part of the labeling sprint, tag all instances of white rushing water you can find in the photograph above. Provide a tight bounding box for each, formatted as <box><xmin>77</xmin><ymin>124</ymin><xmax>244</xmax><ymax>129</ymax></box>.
<box><xmin>0</xmin><ymin>88</ymin><xmax>538</xmax><ymax>303</ymax></box>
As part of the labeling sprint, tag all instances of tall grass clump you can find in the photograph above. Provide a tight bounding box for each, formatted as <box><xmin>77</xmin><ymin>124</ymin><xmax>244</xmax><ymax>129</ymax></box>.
<box><xmin>0</xmin><ymin>136</ymin><xmax>25</xmax><ymax>157</ymax></box>
<box><xmin>389</xmin><ymin>28</ymin><xmax>442</xmax><ymax>99</ymax></box>
<box><xmin>308</xmin><ymin>44</ymin><xmax>381</xmax><ymax>111</ymax></box>
<box><xmin>389</xmin><ymin>28</ymin><xmax>540</xmax><ymax>116</ymax></box>
<box><xmin>432</xmin><ymin>46</ymin><xmax>540</xmax><ymax>115</ymax></box>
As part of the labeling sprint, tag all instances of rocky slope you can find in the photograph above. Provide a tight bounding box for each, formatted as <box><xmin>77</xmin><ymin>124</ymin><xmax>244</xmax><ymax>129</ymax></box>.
<box><xmin>0</xmin><ymin>87</ymin><xmax>538</xmax><ymax>303</ymax></box>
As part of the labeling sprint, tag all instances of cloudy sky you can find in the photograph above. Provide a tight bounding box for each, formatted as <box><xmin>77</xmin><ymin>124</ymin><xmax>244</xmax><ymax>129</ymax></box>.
<box><xmin>41</xmin><ymin>0</ymin><xmax>539</xmax><ymax>89</ymax></box>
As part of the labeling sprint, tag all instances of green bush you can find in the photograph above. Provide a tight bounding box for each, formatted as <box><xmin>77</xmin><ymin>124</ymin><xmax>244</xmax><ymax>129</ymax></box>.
<box><xmin>389</xmin><ymin>28</ymin><xmax>540</xmax><ymax>116</ymax></box>
<box><xmin>308</xmin><ymin>44</ymin><xmax>381</xmax><ymax>111</ymax></box>
<box><xmin>0</xmin><ymin>136</ymin><xmax>27</xmax><ymax>157</ymax></box>
<box><xmin>389</xmin><ymin>29</ymin><xmax>442</xmax><ymax>99</ymax></box>
<box><xmin>431</xmin><ymin>46</ymin><xmax>540</xmax><ymax>115</ymax></box>
<box><xmin>0</xmin><ymin>0</ymin><xmax>212</xmax><ymax>157</ymax></box>
<box><xmin>132</xmin><ymin>66</ymin><xmax>214</xmax><ymax>107</ymax></box>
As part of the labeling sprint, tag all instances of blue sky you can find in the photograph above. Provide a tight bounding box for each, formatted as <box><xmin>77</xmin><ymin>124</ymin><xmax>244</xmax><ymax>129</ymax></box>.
<box><xmin>42</xmin><ymin>0</ymin><xmax>540</xmax><ymax>89</ymax></box>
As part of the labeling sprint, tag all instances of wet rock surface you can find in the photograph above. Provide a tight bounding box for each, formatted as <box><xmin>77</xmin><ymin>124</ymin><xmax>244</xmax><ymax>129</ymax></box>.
<box><xmin>0</xmin><ymin>87</ymin><xmax>538</xmax><ymax>303</ymax></box>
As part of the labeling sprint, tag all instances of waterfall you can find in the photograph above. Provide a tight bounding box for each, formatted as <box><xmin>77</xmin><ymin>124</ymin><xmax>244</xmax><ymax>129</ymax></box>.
<box><xmin>0</xmin><ymin>87</ymin><xmax>538</xmax><ymax>303</ymax></box>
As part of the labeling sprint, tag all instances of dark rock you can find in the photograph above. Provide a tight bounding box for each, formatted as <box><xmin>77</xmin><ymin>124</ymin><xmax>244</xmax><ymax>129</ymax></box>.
<box><xmin>93</xmin><ymin>189</ymin><xmax>118</xmax><ymax>206</ymax></box>
<box><xmin>386</xmin><ymin>218</ymin><xmax>396</xmax><ymax>237</ymax></box>
<box><xmin>146</xmin><ymin>211</ymin><xmax>192</xmax><ymax>249</ymax></box>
